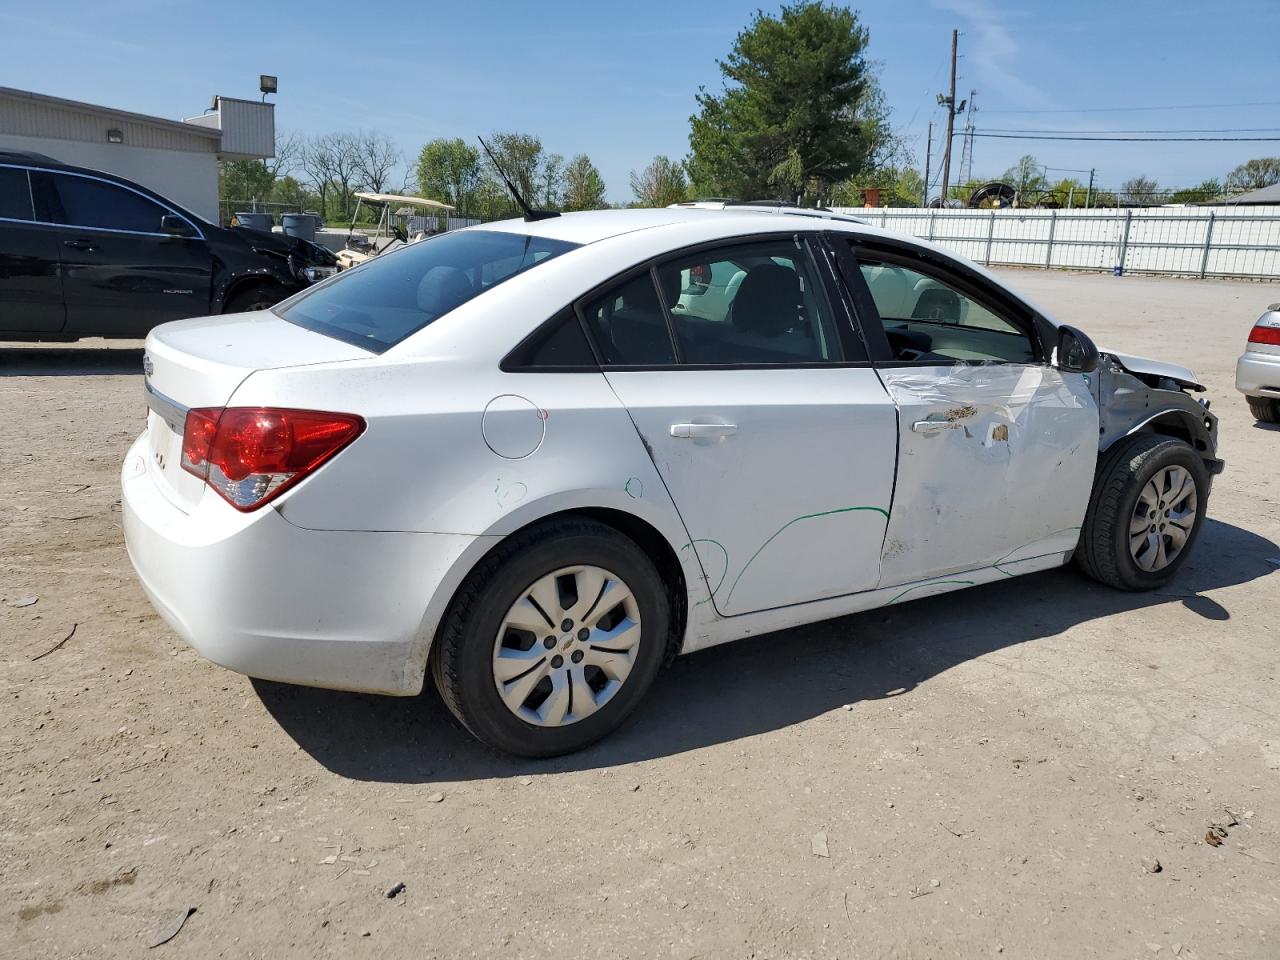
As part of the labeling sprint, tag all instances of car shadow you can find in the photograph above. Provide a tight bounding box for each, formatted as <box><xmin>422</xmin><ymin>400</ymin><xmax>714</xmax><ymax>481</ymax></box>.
<box><xmin>0</xmin><ymin>346</ymin><xmax>144</xmax><ymax>376</ymax></box>
<box><xmin>255</xmin><ymin>517</ymin><xmax>1277</xmax><ymax>783</ymax></box>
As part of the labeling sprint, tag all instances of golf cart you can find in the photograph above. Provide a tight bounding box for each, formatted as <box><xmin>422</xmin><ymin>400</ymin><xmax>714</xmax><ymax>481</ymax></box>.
<box><xmin>336</xmin><ymin>192</ymin><xmax>455</xmax><ymax>270</ymax></box>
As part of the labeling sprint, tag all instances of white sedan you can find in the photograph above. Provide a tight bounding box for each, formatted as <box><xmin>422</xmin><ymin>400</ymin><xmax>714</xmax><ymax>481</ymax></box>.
<box><xmin>1236</xmin><ymin>303</ymin><xmax>1280</xmax><ymax>423</ymax></box>
<box><xmin>122</xmin><ymin>207</ymin><xmax>1222</xmax><ymax>756</ymax></box>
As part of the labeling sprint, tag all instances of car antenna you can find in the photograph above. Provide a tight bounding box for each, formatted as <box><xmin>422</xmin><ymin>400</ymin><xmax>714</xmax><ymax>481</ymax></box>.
<box><xmin>477</xmin><ymin>136</ymin><xmax>560</xmax><ymax>222</ymax></box>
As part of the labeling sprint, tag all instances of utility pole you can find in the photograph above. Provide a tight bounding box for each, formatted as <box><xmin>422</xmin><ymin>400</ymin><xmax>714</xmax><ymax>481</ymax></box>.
<box><xmin>939</xmin><ymin>29</ymin><xmax>959</xmax><ymax>205</ymax></box>
<box><xmin>923</xmin><ymin>121</ymin><xmax>933</xmax><ymax>206</ymax></box>
<box><xmin>1086</xmin><ymin>168</ymin><xmax>1096</xmax><ymax>208</ymax></box>
<box><xmin>958</xmin><ymin>89</ymin><xmax>978</xmax><ymax>185</ymax></box>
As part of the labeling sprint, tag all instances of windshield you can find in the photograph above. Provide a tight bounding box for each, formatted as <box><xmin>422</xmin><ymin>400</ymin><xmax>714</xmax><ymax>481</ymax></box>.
<box><xmin>277</xmin><ymin>229</ymin><xmax>579</xmax><ymax>352</ymax></box>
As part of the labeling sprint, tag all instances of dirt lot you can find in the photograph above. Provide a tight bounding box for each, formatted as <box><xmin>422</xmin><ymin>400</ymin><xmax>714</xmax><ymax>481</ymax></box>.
<box><xmin>2</xmin><ymin>269</ymin><xmax>1278</xmax><ymax>959</ymax></box>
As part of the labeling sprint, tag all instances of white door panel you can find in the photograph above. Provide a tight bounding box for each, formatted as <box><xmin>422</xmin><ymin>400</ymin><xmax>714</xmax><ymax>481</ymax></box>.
<box><xmin>878</xmin><ymin>364</ymin><xmax>1099</xmax><ymax>586</ymax></box>
<box><xmin>603</xmin><ymin>368</ymin><xmax>897</xmax><ymax>616</ymax></box>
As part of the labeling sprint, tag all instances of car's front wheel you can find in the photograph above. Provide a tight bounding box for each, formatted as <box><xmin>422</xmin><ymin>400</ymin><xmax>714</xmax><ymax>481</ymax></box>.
<box><xmin>1076</xmin><ymin>433</ymin><xmax>1209</xmax><ymax>591</ymax></box>
<box><xmin>1246</xmin><ymin>395</ymin><xmax>1280</xmax><ymax>423</ymax></box>
<box><xmin>432</xmin><ymin>518</ymin><xmax>670</xmax><ymax>757</ymax></box>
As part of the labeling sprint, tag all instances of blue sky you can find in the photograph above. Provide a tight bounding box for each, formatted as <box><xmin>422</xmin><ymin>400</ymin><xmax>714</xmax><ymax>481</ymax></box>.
<box><xmin>4</xmin><ymin>0</ymin><xmax>1279</xmax><ymax>202</ymax></box>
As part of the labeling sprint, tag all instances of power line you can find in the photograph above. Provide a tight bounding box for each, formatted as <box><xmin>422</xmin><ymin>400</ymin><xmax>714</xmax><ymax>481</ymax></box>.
<box><xmin>973</xmin><ymin>133</ymin><xmax>1280</xmax><ymax>142</ymax></box>
<box><xmin>983</xmin><ymin>127</ymin><xmax>1280</xmax><ymax>135</ymax></box>
<box><xmin>980</xmin><ymin>99</ymin><xmax>1280</xmax><ymax>115</ymax></box>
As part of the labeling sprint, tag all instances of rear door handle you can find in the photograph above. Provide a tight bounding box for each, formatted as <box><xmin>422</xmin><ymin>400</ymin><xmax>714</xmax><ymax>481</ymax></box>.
<box><xmin>911</xmin><ymin>419</ymin><xmax>963</xmax><ymax>434</ymax></box>
<box><xmin>63</xmin><ymin>239</ymin><xmax>95</xmax><ymax>251</ymax></box>
<box><xmin>670</xmin><ymin>423</ymin><xmax>738</xmax><ymax>439</ymax></box>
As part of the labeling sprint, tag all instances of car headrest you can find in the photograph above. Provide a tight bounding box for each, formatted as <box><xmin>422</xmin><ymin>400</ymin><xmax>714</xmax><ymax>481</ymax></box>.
<box><xmin>731</xmin><ymin>263</ymin><xmax>802</xmax><ymax>337</ymax></box>
<box><xmin>417</xmin><ymin>265</ymin><xmax>475</xmax><ymax>317</ymax></box>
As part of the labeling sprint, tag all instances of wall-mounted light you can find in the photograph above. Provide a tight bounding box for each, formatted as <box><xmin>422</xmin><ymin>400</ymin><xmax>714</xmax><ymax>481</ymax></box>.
<box><xmin>259</xmin><ymin>75</ymin><xmax>277</xmax><ymax>97</ymax></box>
<box><xmin>107</xmin><ymin>128</ymin><xmax>123</xmax><ymax>144</ymax></box>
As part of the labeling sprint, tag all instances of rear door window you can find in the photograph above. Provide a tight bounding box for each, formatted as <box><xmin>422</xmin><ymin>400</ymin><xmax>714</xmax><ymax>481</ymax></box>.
<box><xmin>278</xmin><ymin>229</ymin><xmax>579</xmax><ymax>353</ymax></box>
<box><xmin>657</xmin><ymin>239</ymin><xmax>845</xmax><ymax>365</ymax></box>
<box><xmin>48</xmin><ymin>173</ymin><xmax>169</xmax><ymax>233</ymax></box>
<box><xmin>0</xmin><ymin>167</ymin><xmax>33</xmax><ymax>221</ymax></box>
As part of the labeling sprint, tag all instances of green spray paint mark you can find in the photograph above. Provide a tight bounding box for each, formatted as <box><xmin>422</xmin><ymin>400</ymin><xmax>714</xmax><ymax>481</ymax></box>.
<box><xmin>724</xmin><ymin>505</ymin><xmax>889</xmax><ymax>607</ymax></box>
<box><xmin>625</xmin><ymin>477</ymin><xmax>644</xmax><ymax>499</ymax></box>
<box><xmin>682</xmin><ymin>538</ymin><xmax>729</xmax><ymax>606</ymax></box>
<box><xmin>991</xmin><ymin>525</ymin><xmax>1081</xmax><ymax>576</ymax></box>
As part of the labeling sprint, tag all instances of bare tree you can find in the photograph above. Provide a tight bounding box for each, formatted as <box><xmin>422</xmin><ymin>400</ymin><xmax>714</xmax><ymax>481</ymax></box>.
<box><xmin>301</xmin><ymin>133</ymin><xmax>363</xmax><ymax>220</ymax></box>
<box><xmin>1120</xmin><ymin>176</ymin><xmax>1160</xmax><ymax>206</ymax></box>
<box><xmin>267</xmin><ymin>130</ymin><xmax>303</xmax><ymax>179</ymax></box>
<box><xmin>352</xmin><ymin>131</ymin><xmax>401</xmax><ymax>194</ymax></box>
<box><xmin>300</xmin><ymin>135</ymin><xmax>338</xmax><ymax>220</ymax></box>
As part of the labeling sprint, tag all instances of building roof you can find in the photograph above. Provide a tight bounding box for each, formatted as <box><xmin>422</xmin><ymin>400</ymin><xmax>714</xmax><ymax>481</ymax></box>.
<box><xmin>1225</xmin><ymin>182</ymin><xmax>1280</xmax><ymax>205</ymax></box>
<box><xmin>0</xmin><ymin>86</ymin><xmax>221</xmax><ymax>139</ymax></box>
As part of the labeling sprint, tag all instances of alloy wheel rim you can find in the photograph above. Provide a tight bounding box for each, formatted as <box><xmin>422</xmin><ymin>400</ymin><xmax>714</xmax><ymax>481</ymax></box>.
<box><xmin>1129</xmin><ymin>465</ymin><xmax>1197</xmax><ymax>572</ymax></box>
<box><xmin>492</xmin><ymin>565</ymin><xmax>642</xmax><ymax>727</ymax></box>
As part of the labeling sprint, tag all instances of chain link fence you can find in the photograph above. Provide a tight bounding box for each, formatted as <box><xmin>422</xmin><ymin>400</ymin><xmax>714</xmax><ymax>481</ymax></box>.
<box><xmin>836</xmin><ymin>206</ymin><xmax>1280</xmax><ymax>280</ymax></box>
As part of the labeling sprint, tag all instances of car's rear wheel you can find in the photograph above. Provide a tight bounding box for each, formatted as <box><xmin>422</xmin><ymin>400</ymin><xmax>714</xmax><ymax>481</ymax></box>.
<box><xmin>431</xmin><ymin>518</ymin><xmax>670</xmax><ymax>757</ymax></box>
<box><xmin>1247</xmin><ymin>395</ymin><xmax>1280</xmax><ymax>423</ymax></box>
<box><xmin>1076</xmin><ymin>433</ymin><xmax>1209</xmax><ymax>591</ymax></box>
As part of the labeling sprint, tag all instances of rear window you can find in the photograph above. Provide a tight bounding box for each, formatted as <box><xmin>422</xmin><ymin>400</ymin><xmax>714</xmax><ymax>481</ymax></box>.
<box><xmin>277</xmin><ymin>230</ymin><xmax>579</xmax><ymax>352</ymax></box>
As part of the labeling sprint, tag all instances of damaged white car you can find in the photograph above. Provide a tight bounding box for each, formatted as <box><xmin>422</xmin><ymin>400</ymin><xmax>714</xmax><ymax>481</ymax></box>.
<box><xmin>122</xmin><ymin>208</ymin><xmax>1222</xmax><ymax>756</ymax></box>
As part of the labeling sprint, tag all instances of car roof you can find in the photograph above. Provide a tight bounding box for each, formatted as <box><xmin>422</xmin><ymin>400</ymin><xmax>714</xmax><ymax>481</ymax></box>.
<box><xmin>474</xmin><ymin>208</ymin><xmax>1059</xmax><ymax>327</ymax></box>
<box><xmin>477</xmin><ymin>206</ymin><xmax>880</xmax><ymax>246</ymax></box>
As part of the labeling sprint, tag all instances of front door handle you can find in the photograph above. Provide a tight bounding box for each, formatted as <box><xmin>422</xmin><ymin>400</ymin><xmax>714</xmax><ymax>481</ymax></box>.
<box><xmin>63</xmin><ymin>239</ymin><xmax>95</xmax><ymax>251</ymax></box>
<box><xmin>670</xmin><ymin>423</ymin><xmax>738</xmax><ymax>439</ymax></box>
<box><xmin>911</xmin><ymin>419</ymin><xmax>963</xmax><ymax>434</ymax></box>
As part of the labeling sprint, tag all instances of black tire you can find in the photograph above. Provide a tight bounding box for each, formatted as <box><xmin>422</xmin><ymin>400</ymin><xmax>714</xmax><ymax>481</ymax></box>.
<box><xmin>224</xmin><ymin>284</ymin><xmax>281</xmax><ymax>313</ymax></box>
<box><xmin>431</xmin><ymin>517</ymin><xmax>670</xmax><ymax>757</ymax></box>
<box><xmin>1075</xmin><ymin>433</ymin><xmax>1209</xmax><ymax>591</ymax></box>
<box><xmin>1247</xmin><ymin>395</ymin><xmax>1280</xmax><ymax>423</ymax></box>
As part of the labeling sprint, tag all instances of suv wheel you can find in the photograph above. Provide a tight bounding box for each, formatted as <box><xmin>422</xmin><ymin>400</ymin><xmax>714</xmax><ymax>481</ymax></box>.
<box><xmin>224</xmin><ymin>284</ymin><xmax>280</xmax><ymax>313</ymax></box>
<box><xmin>1076</xmin><ymin>433</ymin><xmax>1209</xmax><ymax>591</ymax></box>
<box><xmin>432</xmin><ymin>518</ymin><xmax>670</xmax><ymax>757</ymax></box>
<box><xmin>1246</xmin><ymin>395</ymin><xmax>1280</xmax><ymax>423</ymax></box>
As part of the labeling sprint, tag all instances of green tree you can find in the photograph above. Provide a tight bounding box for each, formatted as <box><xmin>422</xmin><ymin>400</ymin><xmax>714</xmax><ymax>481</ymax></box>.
<box><xmin>562</xmin><ymin>154</ymin><xmax>608</xmax><ymax>211</ymax></box>
<box><xmin>630</xmin><ymin>156</ymin><xmax>689</xmax><ymax>207</ymax></box>
<box><xmin>687</xmin><ymin>1</ymin><xmax>886</xmax><ymax>204</ymax></box>
<box><xmin>1224</xmin><ymin>157</ymin><xmax>1280</xmax><ymax>192</ymax></box>
<box><xmin>1002</xmin><ymin>155</ymin><xmax>1047</xmax><ymax>202</ymax></box>
<box><xmin>477</xmin><ymin>132</ymin><xmax>565</xmax><ymax>216</ymax></box>
<box><xmin>416</xmin><ymin>137</ymin><xmax>483</xmax><ymax>212</ymax></box>
<box><xmin>218</xmin><ymin>159</ymin><xmax>275</xmax><ymax>204</ymax></box>
<box><xmin>1170</xmin><ymin>178</ymin><xmax>1223</xmax><ymax>204</ymax></box>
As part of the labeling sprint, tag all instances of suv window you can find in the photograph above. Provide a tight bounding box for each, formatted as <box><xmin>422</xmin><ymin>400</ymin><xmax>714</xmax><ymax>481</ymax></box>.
<box><xmin>49</xmin><ymin>173</ymin><xmax>169</xmax><ymax>233</ymax></box>
<box><xmin>0</xmin><ymin>167</ymin><xmax>33</xmax><ymax>221</ymax></box>
<box><xmin>279</xmin><ymin>229</ymin><xmax>579</xmax><ymax>353</ymax></box>
<box><xmin>858</xmin><ymin>258</ymin><xmax>1037</xmax><ymax>364</ymax></box>
<box><xmin>657</xmin><ymin>240</ymin><xmax>843</xmax><ymax>364</ymax></box>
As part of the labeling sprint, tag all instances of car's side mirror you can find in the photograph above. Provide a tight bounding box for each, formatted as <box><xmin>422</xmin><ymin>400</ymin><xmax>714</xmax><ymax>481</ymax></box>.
<box><xmin>159</xmin><ymin>214</ymin><xmax>193</xmax><ymax>237</ymax></box>
<box><xmin>1057</xmin><ymin>324</ymin><xmax>1100</xmax><ymax>374</ymax></box>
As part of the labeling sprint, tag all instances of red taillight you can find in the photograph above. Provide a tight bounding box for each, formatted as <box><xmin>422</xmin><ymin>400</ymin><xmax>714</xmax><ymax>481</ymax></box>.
<box><xmin>181</xmin><ymin>407</ymin><xmax>365</xmax><ymax>511</ymax></box>
<box><xmin>1247</xmin><ymin>323</ymin><xmax>1280</xmax><ymax>346</ymax></box>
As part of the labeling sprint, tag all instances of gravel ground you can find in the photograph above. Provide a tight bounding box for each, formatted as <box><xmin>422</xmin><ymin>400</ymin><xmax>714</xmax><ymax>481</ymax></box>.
<box><xmin>2</xmin><ymin>269</ymin><xmax>1278</xmax><ymax>959</ymax></box>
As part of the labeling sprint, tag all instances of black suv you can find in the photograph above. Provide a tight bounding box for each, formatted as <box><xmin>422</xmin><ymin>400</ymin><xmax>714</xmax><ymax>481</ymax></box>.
<box><xmin>0</xmin><ymin>151</ymin><xmax>337</xmax><ymax>341</ymax></box>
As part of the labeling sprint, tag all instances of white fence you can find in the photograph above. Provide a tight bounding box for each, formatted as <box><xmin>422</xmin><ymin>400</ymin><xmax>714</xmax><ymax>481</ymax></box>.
<box><xmin>833</xmin><ymin>205</ymin><xmax>1280</xmax><ymax>280</ymax></box>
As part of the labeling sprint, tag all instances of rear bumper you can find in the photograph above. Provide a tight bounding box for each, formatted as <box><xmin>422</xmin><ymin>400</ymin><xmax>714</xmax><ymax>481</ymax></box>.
<box><xmin>1236</xmin><ymin>351</ymin><xmax>1280</xmax><ymax>398</ymax></box>
<box><xmin>121</xmin><ymin>434</ymin><xmax>483</xmax><ymax>696</ymax></box>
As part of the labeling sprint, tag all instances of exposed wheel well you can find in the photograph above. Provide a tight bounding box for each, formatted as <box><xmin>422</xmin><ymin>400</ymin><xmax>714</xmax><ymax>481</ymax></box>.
<box><xmin>221</xmin><ymin>277</ymin><xmax>285</xmax><ymax>313</ymax></box>
<box><xmin>573</xmin><ymin>508</ymin><xmax>688</xmax><ymax>662</ymax></box>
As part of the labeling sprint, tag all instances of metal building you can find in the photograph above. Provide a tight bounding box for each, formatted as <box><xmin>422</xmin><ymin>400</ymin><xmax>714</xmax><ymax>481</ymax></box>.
<box><xmin>0</xmin><ymin>87</ymin><xmax>274</xmax><ymax>221</ymax></box>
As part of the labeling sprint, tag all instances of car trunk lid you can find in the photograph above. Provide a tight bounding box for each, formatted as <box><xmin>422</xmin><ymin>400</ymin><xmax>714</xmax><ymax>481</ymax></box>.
<box><xmin>142</xmin><ymin>311</ymin><xmax>371</xmax><ymax>513</ymax></box>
